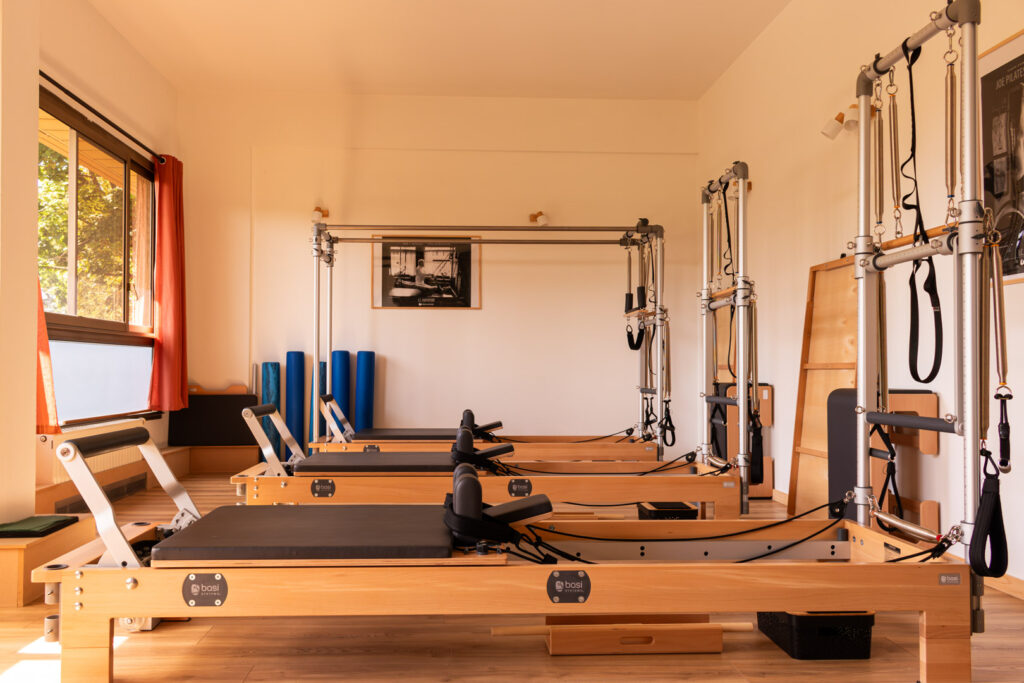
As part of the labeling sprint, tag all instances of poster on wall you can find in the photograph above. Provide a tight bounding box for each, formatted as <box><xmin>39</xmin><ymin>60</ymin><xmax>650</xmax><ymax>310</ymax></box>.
<box><xmin>371</xmin><ymin>237</ymin><xmax>481</xmax><ymax>308</ymax></box>
<box><xmin>981</xmin><ymin>28</ymin><xmax>1024</xmax><ymax>283</ymax></box>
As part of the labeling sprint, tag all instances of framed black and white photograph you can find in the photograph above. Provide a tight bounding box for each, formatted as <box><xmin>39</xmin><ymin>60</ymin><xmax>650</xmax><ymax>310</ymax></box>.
<box><xmin>371</xmin><ymin>237</ymin><xmax>481</xmax><ymax>308</ymax></box>
<box><xmin>981</xmin><ymin>28</ymin><xmax>1024</xmax><ymax>283</ymax></box>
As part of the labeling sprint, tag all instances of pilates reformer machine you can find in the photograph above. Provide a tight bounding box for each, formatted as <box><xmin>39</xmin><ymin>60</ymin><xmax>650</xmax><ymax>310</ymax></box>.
<box><xmin>307</xmin><ymin>216</ymin><xmax>674</xmax><ymax>452</ymax></box>
<box><xmin>233</xmin><ymin>402</ymin><xmax>741</xmax><ymax>516</ymax></box>
<box><xmin>36</xmin><ymin>422</ymin><xmax>976</xmax><ymax>682</ymax></box>
<box><xmin>695</xmin><ymin>162</ymin><xmax>764</xmax><ymax>515</ymax></box>
<box><xmin>310</xmin><ymin>393</ymin><xmax>661</xmax><ymax>461</ymax></box>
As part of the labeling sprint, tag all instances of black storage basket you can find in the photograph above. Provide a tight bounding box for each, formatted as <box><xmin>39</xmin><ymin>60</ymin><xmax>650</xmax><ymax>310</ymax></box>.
<box><xmin>757</xmin><ymin>611</ymin><xmax>874</xmax><ymax>660</ymax></box>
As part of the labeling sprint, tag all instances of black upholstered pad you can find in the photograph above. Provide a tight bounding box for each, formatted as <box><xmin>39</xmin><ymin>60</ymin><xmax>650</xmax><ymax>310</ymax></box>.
<box><xmin>294</xmin><ymin>452</ymin><xmax>453</xmax><ymax>473</ymax></box>
<box><xmin>354</xmin><ymin>427</ymin><xmax>456</xmax><ymax>441</ymax></box>
<box><xmin>151</xmin><ymin>505</ymin><xmax>452</xmax><ymax>562</ymax></box>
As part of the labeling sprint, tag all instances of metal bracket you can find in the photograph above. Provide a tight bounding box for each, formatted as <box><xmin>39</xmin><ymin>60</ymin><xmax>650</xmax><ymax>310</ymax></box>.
<box><xmin>319</xmin><ymin>395</ymin><xmax>356</xmax><ymax>442</ymax></box>
<box><xmin>241</xmin><ymin>405</ymin><xmax>306</xmax><ymax>477</ymax></box>
<box><xmin>56</xmin><ymin>428</ymin><xmax>201</xmax><ymax>568</ymax></box>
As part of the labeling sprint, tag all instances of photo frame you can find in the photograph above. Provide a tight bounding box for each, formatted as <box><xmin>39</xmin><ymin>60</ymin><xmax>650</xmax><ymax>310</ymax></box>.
<box><xmin>371</xmin><ymin>236</ymin><xmax>482</xmax><ymax>308</ymax></box>
<box><xmin>981</xmin><ymin>28</ymin><xmax>1024</xmax><ymax>283</ymax></box>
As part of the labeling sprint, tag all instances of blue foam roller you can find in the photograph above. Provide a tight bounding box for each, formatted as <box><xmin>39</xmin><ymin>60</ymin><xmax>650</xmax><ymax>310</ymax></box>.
<box><xmin>331</xmin><ymin>350</ymin><xmax>351</xmax><ymax>422</ymax></box>
<box><xmin>308</xmin><ymin>361</ymin><xmax>327</xmax><ymax>444</ymax></box>
<box><xmin>260</xmin><ymin>362</ymin><xmax>281</xmax><ymax>459</ymax></box>
<box><xmin>285</xmin><ymin>351</ymin><xmax>305</xmax><ymax>455</ymax></box>
<box><xmin>354</xmin><ymin>351</ymin><xmax>375</xmax><ymax>432</ymax></box>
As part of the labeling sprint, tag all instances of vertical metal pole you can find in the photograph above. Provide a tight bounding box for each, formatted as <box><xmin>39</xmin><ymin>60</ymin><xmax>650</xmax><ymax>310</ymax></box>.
<box><xmin>325</xmin><ymin>237</ymin><xmax>334</xmax><ymax>412</ymax></box>
<box><xmin>700</xmin><ymin>190</ymin><xmax>713</xmax><ymax>462</ymax></box>
<box><xmin>958</xmin><ymin>20</ymin><xmax>983</xmax><ymax>542</ymax></box>
<box><xmin>855</xmin><ymin>89</ymin><xmax>878</xmax><ymax>527</ymax></box>
<box><xmin>734</xmin><ymin>167</ymin><xmax>751</xmax><ymax>514</ymax></box>
<box><xmin>655</xmin><ymin>232</ymin><xmax>666</xmax><ymax>455</ymax></box>
<box><xmin>311</xmin><ymin>224</ymin><xmax>323</xmax><ymax>444</ymax></box>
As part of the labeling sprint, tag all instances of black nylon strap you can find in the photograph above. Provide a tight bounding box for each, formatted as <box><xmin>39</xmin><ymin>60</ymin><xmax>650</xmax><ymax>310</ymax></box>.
<box><xmin>627</xmin><ymin>324</ymin><xmax>645</xmax><ymax>350</ymax></box>
<box><xmin>870</xmin><ymin>424</ymin><xmax>905</xmax><ymax>533</ymax></box>
<box><xmin>659</xmin><ymin>400</ymin><xmax>676</xmax><ymax>447</ymax></box>
<box><xmin>749</xmin><ymin>410</ymin><xmax>764</xmax><ymax>486</ymax></box>
<box><xmin>900</xmin><ymin>39</ymin><xmax>943</xmax><ymax>385</ymax></box>
<box><xmin>969</xmin><ymin>450</ymin><xmax>1009</xmax><ymax>577</ymax></box>
<box><xmin>997</xmin><ymin>394</ymin><xmax>1011</xmax><ymax>471</ymax></box>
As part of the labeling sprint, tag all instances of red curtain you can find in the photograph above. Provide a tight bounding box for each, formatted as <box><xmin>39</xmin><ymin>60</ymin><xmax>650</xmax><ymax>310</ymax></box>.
<box><xmin>148</xmin><ymin>155</ymin><xmax>189</xmax><ymax>411</ymax></box>
<box><xmin>36</xmin><ymin>280</ymin><xmax>59</xmax><ymax>434</ymax></box>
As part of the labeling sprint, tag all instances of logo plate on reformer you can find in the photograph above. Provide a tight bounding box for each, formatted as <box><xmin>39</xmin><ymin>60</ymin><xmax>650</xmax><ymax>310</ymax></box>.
<box><xmin>547</xmin><ymin>570</ymin><xmax>591</xmax><ymax>604</ymax></box>
<box><xmin>182</xmin><ymin>573</ymin><xmax>228</xmax><ymax>607</ymax></box>
<box><xmin>939</xmin><ymin>573</ymin><xmax>962</xmax><ymax>586</ymax></box>
<box><xmin>508</xmin><ymin>478</ymin><xmax>533</xmax><ymax>497</ymax></box>
<box><xmin>311</xmin><ymin>479</ymin><xmax>336</xmax><ymax>498</ymax></box>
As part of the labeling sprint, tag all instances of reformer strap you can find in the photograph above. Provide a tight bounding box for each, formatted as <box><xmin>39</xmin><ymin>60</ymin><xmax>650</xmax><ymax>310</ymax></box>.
<box><xmin>900</xmin><ymin>39</ymin><xmax>943</xmax><ymax>384</ymax></box>
<box><xmin>749</xmin><ymin>410</ymin><xmax>764</xmax><ymax>486</ymax></box>
<box><xmin>969</xmin><ymin>449</ymin><xmax>1009</xmax><ymax>578</ymax></box>
<box><xmin>627</xmin><ymin>323</ymin><xmax>645</xmax><ymax>351</ymax></box>
<box><xmin>659</xmin><ymin>400</ymin><xmax>676</xmax><ymax>447</ymax></box>
<box><xmin>870</xmin><ymin>424</ymin><xmax>905</xmax><ymax>533</ymax></box>
<box><xmin>997</xmin><ymin>391</ymin><xmax>1012</xmax><ymax>472</ymax></box>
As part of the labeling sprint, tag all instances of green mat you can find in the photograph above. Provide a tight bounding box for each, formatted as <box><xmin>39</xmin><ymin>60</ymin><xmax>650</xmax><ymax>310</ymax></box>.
<box><xmin>0</xmin><ymin>515</ymin><xmax>76</xmax><ymax>538</ymax></box>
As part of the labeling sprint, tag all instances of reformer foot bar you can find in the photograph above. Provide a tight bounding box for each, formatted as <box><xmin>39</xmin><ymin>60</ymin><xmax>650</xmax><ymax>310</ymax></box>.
<box><xmin>850</xmin><ymin>0</ymin><xmax>1010</xmax><ymax>638</ymax></box>
<box><xmin>236</xmin><ymin>405</ymin><xmax>741</xmax><ymax>516</ymax></box>
<box><xmin>697</xmin><ymin>162</ymin><xmax>762</xmax><ymax>514</ymax></box>
<box><xmin>309</xmin><ymin>215</ymin><xmax>671</xmax><ymax>453</ymax></box>
<box><xmin>36</xmin><ymin>427</ymin><xmax>974</xmax><ymax>682</ymax></box>
<box><xmin>315</xmin><ymin>395</ymin><xmax>660</xmax><ymax>460</ymax></box>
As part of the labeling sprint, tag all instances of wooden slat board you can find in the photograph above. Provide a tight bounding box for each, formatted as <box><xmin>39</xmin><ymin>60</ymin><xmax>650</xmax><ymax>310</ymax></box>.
<box><xmin>786</xmin><ymin>230</ymin><xmax>946</xmax><ymax>517</ymax></box>
<box><xmin>787</xmin><ymin>257</ymin><xmax>856</xmax><ymax>515</ymax></box>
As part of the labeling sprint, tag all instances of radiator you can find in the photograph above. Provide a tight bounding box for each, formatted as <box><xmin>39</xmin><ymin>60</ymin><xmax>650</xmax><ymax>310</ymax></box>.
<box><xmin>38</xmin><ymin>418</ymin><xmax>147</xmax><ymax>485</ymax></box>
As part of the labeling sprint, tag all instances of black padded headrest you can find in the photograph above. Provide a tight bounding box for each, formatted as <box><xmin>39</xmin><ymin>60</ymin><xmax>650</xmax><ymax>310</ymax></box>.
<box><xmin>447</xmin><ymin>466</ymin><xmax>552</xmax><ymax>548</ymax></box>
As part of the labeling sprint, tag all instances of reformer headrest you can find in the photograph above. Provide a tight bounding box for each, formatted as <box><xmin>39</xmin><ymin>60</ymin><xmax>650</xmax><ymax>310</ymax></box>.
<box><xmin>451</xmin><ymin>425</ymin><xmax>515</xmax><ymax>470</ymax></box>
<box><xmin>446</xmin><ymin>467</ymin><xmax>552</xmax><ymax>549</ymax></box>
<box><xmin>461</xmin><ymin>409</ymin><xmax>475</xmax><ymax>429</ymax></box>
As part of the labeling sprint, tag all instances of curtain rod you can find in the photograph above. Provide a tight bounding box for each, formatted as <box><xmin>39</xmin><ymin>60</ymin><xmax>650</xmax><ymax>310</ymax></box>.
<box><xmin>39</xmin><ymin>70</ymin><xmax>165</xmax><ymax>164</ymax></box>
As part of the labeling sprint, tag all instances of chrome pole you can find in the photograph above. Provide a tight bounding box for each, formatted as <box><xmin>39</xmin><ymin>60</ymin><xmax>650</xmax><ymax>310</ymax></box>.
<box><xmin>700</xmin><ymin>189</ymin><xmax>713</xmax><ymax>461</ymax></box>
<box><xmin>734</xmin><ymin>164</ymin><xmax>751</xmax><ymax>514</ymax></box>
<box><xmin>311</xmin><ymin>223</ymin><xmax>323</xmax><ymax>444</ymax></box>
<box><xmin>855</xmin><ymin>90</ymin><xmax>877</xmax><ymax>527</ymax></box>
<box><xmin>958</xmin><ymin>19</ymin><xmax>983</xmax><ymax>542</ymax></box>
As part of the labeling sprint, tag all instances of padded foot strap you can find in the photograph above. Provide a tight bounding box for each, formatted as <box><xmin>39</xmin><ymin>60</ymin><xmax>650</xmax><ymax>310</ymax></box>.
<box><xmin>969</xmin><ymin>450</ymin><xmax>1009</xmax><ymax>578</ymax></box>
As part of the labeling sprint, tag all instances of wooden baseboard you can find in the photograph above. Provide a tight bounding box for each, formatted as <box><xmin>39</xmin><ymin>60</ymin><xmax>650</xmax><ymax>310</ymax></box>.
<box><xmin>985</xmin><ymin>572</ymin><xmax>1024</xmax><ymax>601</ymax></box>
<box><xmin>189</xmin><ymin>446</ymin><xmax>260</xmax><ymax>474</ymax></box>
<box><xmin>772</xmin><ymin>489</ymin><xmax>788</xmax><ymax>506</ymax></box>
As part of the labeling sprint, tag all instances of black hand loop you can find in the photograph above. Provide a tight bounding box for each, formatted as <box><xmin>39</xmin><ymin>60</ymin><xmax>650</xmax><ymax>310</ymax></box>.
<box><xmin>626</xmin><ymin>322</ymin><xmax>645</xmax><ymax>351</ymax></box>
<box><xmin>970</xmin><ymin>448</ymin><xmax>1009</xmax><ymax>577</ymax></box>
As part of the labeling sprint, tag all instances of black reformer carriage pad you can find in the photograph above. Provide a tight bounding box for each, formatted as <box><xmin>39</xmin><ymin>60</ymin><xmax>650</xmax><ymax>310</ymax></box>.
<box><xmin>151</xmin><ymin>505</ymin><xmax>453</xmax><ymax>562</ymax></box>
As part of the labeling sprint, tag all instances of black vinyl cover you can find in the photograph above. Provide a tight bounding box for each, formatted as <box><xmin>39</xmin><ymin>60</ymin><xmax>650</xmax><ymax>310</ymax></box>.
<box><xmin>168</xmin><ymin>394</ymin><xmax>259</xmax><ymax>446</ymax></box>
<box><xmin>353</xmin><ymin>427</ymin><xmax>456</xmax><ymax>441</ymax></box>
<box><xmin>151</xmin><ymin>505</ymin><xmax>452</xmax><ymax>562</ymax></box>
<box><xmin>294</xmin><ymin>452</ymin><xmax>454</xmax><ymax>473</ymax></box>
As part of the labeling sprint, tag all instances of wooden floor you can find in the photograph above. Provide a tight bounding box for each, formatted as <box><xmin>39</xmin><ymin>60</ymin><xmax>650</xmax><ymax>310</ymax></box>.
<box><xmin>2</xmin><ymin>474</ymin><xmax>1023</xmax><ymax>682</ymax></box>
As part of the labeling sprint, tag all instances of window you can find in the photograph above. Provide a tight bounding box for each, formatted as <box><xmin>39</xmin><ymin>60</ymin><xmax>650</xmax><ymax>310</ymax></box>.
<box><xmin>38</xmin><ymin>87</ymin><xmax>157</xmax><ymax>424</ymax></box>
<box><xmin>38</xmin><ymin>88</ymin><xmax>155</xmax><ymax>344</ymax></box>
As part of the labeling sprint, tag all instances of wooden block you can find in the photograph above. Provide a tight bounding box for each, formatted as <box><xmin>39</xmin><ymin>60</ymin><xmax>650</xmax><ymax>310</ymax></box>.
<box><xmin>0</xmin><ymin>516</ymin><xmax>96</xmax><ymax>606</ymax></box>
<box><xmin>546</xmin><ymin>623</ymin><xmax>723</xmax><ymax>655</ymax></box>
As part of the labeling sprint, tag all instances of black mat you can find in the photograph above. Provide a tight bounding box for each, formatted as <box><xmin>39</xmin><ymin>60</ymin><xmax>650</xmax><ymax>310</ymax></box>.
<box><xmin>354</xmin><ymin>427</ymin><xmax>456</xmax><ymax>441</ymax></box>
<box><xmin>151</xmin><ymin>505</ymin><xmax>452</xmax><ymax>561</ymax></box>
<box><xmin>294</xmin><ymin>452</ymin><xmax>453</xmax><ymax>473</ymax></box>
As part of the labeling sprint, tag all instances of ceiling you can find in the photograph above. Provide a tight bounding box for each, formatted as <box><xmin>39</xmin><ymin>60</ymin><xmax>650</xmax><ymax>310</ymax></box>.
<box><xmin>86</xmin><ymin>0</ymin><xmax>789</xmax><ymax>100</ymax></box>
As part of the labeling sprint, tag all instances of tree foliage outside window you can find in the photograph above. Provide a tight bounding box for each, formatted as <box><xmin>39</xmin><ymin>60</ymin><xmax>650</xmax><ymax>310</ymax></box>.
<box><xmin>38</xmin><ymin>142</ymin><xmax>69</xmax><ymax>313</ymax></box>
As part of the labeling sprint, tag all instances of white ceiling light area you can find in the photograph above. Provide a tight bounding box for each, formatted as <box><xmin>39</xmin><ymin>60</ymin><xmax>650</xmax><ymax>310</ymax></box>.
<box><xmin>86</xmin><ymin>0</ymin><xmax>789</xmax><ymax>100</ymax></box>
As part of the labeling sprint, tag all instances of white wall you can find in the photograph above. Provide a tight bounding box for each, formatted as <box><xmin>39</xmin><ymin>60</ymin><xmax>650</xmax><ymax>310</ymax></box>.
<box><xmin>180</xmin><ymin>91</ymin><xmax>701</xmax><ymax>445</ymax></box>
<box><xmin>697</xmin><ymin>0</ymin><xmax>1024</xmax><ymax>576</ymax></box>
<box><xmin>0</xmin><ymin>0</ymin><xmax>41</xmax><ymax>521</ymax></box>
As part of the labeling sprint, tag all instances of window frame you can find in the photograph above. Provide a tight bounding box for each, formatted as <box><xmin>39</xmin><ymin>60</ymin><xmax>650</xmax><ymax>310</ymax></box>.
<box><xmin>38</xmin><ymin>86</ymin><xmax>156</xmax><ymax>347</ymax></box>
